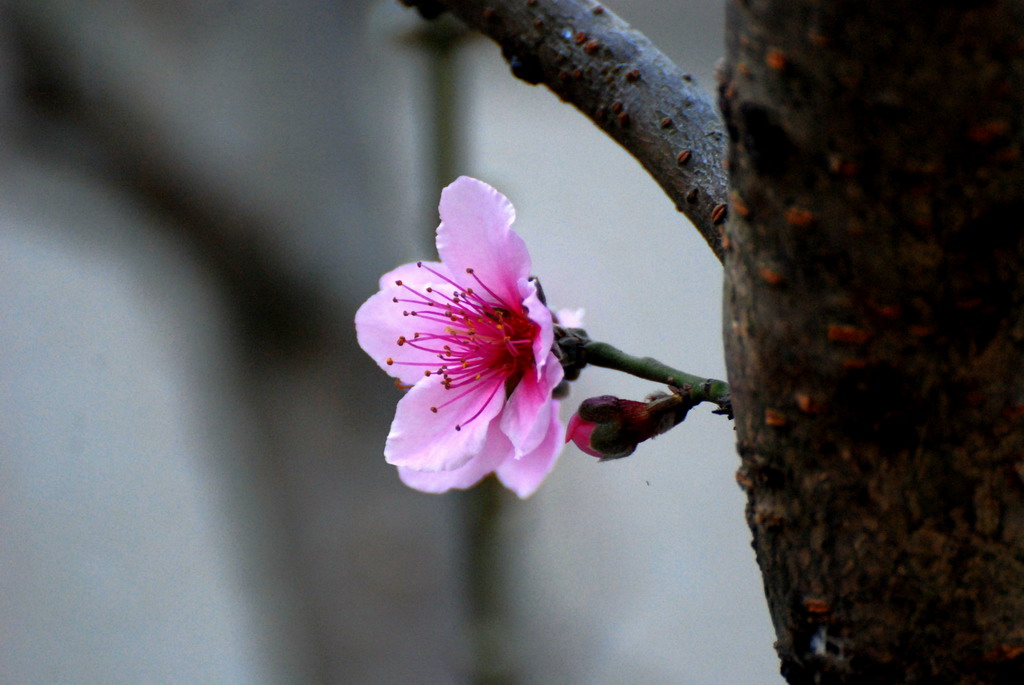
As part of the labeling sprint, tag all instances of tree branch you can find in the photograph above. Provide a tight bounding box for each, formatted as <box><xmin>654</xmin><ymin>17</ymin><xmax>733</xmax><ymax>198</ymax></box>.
<box><xmin>408</xmin><ymin>0</ymin><xmax>729</xmax><ymax>262</ymax></box>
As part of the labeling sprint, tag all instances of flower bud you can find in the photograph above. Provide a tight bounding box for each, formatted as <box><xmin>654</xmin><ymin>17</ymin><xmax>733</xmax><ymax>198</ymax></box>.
<box><xmin>565</xmin><ymin>391</ymin><xmax>696</xmax><ymax>460</ymax></box>
<box><xmin>564</xmin><ymin>396</ymin><xmax>655</xmax><ymax>460</ymax></box>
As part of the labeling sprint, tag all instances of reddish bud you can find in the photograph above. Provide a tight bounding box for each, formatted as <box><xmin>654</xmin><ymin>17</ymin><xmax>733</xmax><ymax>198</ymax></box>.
<box><xmin>566</xmin><ymin>393</ymin><xmax>692</xmax><ymax>460</ymax></box>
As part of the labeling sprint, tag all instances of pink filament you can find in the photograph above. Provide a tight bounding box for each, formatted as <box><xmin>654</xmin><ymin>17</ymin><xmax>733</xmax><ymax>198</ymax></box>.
<box><xmin>389</xmin><ymin>263</ymin><xmax>537</xmax><ymax>431</ymax></box>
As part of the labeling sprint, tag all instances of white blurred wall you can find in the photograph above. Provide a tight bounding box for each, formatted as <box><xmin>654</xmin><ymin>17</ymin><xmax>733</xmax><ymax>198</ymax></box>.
<box><xmin>0</xmin><ymin>165</ymin><xmax>297</xmax><ymax>683</ymax></box>
<box><xmin>1</xmin><ymin>1</ymin><xmax>781</xmax><ymax>682</ymax></box>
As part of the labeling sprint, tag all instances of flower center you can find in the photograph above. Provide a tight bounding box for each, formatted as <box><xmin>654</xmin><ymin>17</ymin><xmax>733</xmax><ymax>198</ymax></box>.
<box><xmin>386</xmin><ymin>262</ymin><xmax>538</xmax><ymax>431</ymax></box>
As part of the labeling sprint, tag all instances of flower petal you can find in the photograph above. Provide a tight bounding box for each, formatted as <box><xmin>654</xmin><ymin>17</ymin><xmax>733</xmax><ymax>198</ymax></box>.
<box><xmin>384</xmin><ymin>373</ymin><xmax>506</xmax><ymax>472</ymax></box>
<box><xmin>496</xmin><ymin>401</ymin><xmax>563</xmax><ymax>498</ymax></box>
<box><xmin>565</xmin><ymin>412</ymin><xmax>604</xmax><ymax>458</ymax></box>
<box><xmin>500</xmin><ymin>353</ymin><xmax>563</xmax><ymax>458</ymax></box>
<box><xmin>436</xmin><ymin>177</ymin><xmax>530</xmax><ymax>306</ymax></box>
<box><xmin>396</xmin><ymin>425</ymin><xmax>511</xmax><ymax>494</ymax></box>
<box><xmin>518</xmin><ymin>277</ymin><xmax>555</xmax><ymax>382</ymax></box>
<box><xmin>555</xmin><ymin>307</ymin><xmax>586</xmax><ymax>329</ymax></box>
<box><xmin>355</xmin><ymin>261</ymin><xmax>454</xmax><ymax>386</ymax></box>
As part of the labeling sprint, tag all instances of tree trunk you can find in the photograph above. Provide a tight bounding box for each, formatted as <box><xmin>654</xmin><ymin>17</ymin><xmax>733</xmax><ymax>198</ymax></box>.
<box><xmin>721</xmin><ymin>1</ymin><xmax>1024</xmax><ymax>681</ymax></box>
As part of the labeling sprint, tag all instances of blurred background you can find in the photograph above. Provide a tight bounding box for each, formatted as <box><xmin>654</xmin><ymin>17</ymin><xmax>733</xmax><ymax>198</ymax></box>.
<box><xmin>0</xmin><ymin>1</ymin><xmax>780</xmax><ymax>682</ymax></box>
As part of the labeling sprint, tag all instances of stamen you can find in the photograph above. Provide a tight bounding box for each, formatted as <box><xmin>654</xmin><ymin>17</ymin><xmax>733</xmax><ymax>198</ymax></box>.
<box><xmin>465</xmin><ymin>268</ymin><xmax>511</xmax><ymax>308</ymax></box>
<box><xmin>386</xmin><ymin>263</ymin><xmax>540</xmax><ymax>432</ymax></box>
<box><xmin>449</xmin><ymin>377</ymin><xmax>505</xmax><ymax>431</ymax></box>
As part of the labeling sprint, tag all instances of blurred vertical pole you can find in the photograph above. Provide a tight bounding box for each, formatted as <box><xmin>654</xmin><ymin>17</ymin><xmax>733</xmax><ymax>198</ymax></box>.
<box><xmin>389</xmin><ymin>6</ymin><xmax>517</xmax><ymax>683</ymax></box>
<box><xmin>422</xmin><ymin>20</ymin><xmax>462</xmax><ymax>235</ymax></box>
<box><xmin>461</xmin><ymin>477</ymin><xmax>512</xmax><ymax>685</ymax></box>
<box><xmin>421</xmin><ymin>22</ymin><xmax>516</xmax><ymax>685</ymax></box>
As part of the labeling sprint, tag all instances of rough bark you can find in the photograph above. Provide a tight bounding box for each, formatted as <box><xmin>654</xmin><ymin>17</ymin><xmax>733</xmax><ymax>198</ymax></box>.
<box><xmin>721</xmin><ymin>1</ymin><xmax>1024</xmax><ymax>681</ymax></box>
<box><xmin>415</xmin><ymin>0</ymin><xmax>729</xmax><ymax>260</ymax></box>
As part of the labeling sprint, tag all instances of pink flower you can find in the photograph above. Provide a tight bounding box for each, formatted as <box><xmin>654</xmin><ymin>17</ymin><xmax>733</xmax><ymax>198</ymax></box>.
<box><xmin>355</xmin><ymin>176</ymin><xmax>573</xmax><ymax>497</ymax></box>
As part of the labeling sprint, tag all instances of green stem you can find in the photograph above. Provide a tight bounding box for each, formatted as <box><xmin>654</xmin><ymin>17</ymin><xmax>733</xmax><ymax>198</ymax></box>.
<box><xmin>582</xmin><ymin>341</ymin><xmax>732</xmax><ymax>414</ymax></box>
